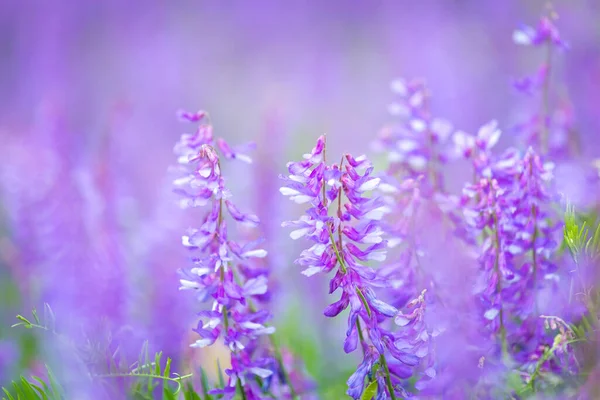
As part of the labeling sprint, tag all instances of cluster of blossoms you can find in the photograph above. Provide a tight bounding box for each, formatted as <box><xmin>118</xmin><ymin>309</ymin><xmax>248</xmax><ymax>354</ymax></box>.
<box><xmin>280</xmin><ymin>136</ymin><xmax>431</xmax><ymax>399</ymax></box>
<box><xmin>167</xmin><ymin>12</ymin><xmax>600</xmax><ymax>400</ymax></box>
<box><xmin>173</xmin><ymin>110</ymin><xmax>308</xmax><ymax>399</ymax></box>
<box><xmin>373</xmin><ymin>78</ymin><xmax>453</xmax><ymax>195</ymax></box>
<box><xmin>457</xmin><ymin>119</ymin><xmax>573</xmax><ymax>385</ymax></box>
<box><xmin>368</xmin><ymin>14</ymin><xmax>578</xmax><ymax>396</ymax></box>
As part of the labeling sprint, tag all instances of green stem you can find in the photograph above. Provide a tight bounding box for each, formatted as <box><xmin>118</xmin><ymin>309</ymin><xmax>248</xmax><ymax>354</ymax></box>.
<box><xmin>356</xmin><ymin>289</ymin><xmax>372</xmax><ymax>318</ymax></box>
<box><xmin>491</xmin><ymin>201</ymin><xmax>508</xmax><ymax>359</ymax></box>
<box><xmin>531</xmin><ymin>205</ymin><xmax>539</xmax><ymax>317</ymax></box>
<box><xmin>237</xmin><ymin>377</ymin><xmax>248</xmax><ymax>400</ymax></box>
<box><xmin>380</xmin><ymin>354</ymin><xmax>397</xmax><ymax>400</ymax></box>
<box><xmin>356</xmin><ymin>319</ymin><xmax>366</xmax><ymax>347</ymax></box>
<box><xmin>328</xmin><ymin>227</ymin><xmax>348</xmax><ymax>273</ymax></box>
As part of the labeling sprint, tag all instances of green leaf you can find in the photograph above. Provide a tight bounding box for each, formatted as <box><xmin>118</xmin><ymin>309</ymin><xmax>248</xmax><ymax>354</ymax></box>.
<box><xmin>163</xmin><ymin>358</ymin><xmax>171</xmax><ymax>381</ymax></box>
<box><xmin>45</xmin><ymin>365</ymin><xmax>64</xmax><ymax>399</ymax></box>
<box><xmin>12</xmin><ymin>315</ymin><xmax>33</xmax><ymax>329</ymax></box>
<box><xmin>19</xmin><ymin>377</ymin><xmax>41</xmax><ymax>399</ymax></box>
<box><xmin>31</xmin><ymin>308</ymin><xmax>40</xmax><ymax>325</ymax></box>
<box><xmin>199</xmin><ymin>368</ymin><xmax>212</xmax><ymax>400</ymax></box>
<box><xmin>2</xmin><ymin>387</ymin><xmax>16</xmax><ymax>400</ymax></box>
<box><xmin>154</xmin><ymin>352</ymin><xmax>162</xmax><ymax>376</ymax></box>
<box><xmin>183</xmin><ymin>382</ymin><xmax>202</xmax><ymax>400</ymax></box>
<box><xmin>216</xmin><ymin>360</ymin><xmax>225</xmax><ymax>389</ymax></box>
<box><xmin>360</xmin><ymin>380</ymin><xmax>378</xmax><ymax>400</ymax></box>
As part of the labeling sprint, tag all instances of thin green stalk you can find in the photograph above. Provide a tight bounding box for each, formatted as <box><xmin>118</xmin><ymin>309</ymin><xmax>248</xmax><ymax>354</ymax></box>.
<box><xmin>379</xmin><ymin>354</ymin><xmax>397</xmax><ymax>400</ymax></box>
<box><xmin>491</xmin><ymin>195</ymin><xmax>508</xmax><ymax>359</ymax></box>
<box><xmin>356</xmin><ymin>289</ymin><xmax>372</xmax><ymax>318</ymax></box>
<box><xmin>236</xmin><ymin>378</ymin><xmax>248</xmax><ymax>400</ymax></box>
<box><xmin>356</xmin><ymin>319</ymin><xmax>366</xmax><ymax>346</ymax></box>
<box><xmin>328</xmin><ymin>227</ymin><xmax>348</xmax><ymax>273</ymax></box>
<box><xmin>531</xmin><ymin>208</ymin><xmax>539</xmax><ymax>316</ymax></box>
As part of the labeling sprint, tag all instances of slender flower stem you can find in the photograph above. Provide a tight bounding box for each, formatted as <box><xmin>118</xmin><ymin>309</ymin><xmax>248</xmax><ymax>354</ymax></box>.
<box><xmin>491</xmin><ymin>207</ymin><xmax>508</xmax><ymax>359</ymax></box>
<box><xmin>380</xmin><ymin>354</ymin><xmax>397</xmax><ymax>400</ymax></box>
<box><xmin>322</xmin><ymin>148</ymin><xmax>396</xmax><ymax>398</ymax></box>
<box><xmin>356</xmin><ymin>289</ymin><xmax>372</xmax><ymax>318</ymax></box>
<box><xmin>213</xmin><ymin>155</ymin><xmax>252</xmax><ymax>400</ymax></box>
<box><xmin>528</xmin><ymin>156</ymin><xmax>540</xmax><ymax>316</ymax></box>
<box><xmin>328</xmin><ymin>227</ymin><xmax>348</xmax><ymax>273</ymax></box>
<box><xmin>356</xmin><ymin>319</ymin><xmax>366</xmax><ymax>348</ymax></box>
<box><xmin>237</xmin><ymin>378</ymin><xmax>248</xmax><ymax>400</ymax></box>
<box><xmin>531</xmin><ymin>204</ymin><xmax>539</xmax><ymax>316</ymax></box>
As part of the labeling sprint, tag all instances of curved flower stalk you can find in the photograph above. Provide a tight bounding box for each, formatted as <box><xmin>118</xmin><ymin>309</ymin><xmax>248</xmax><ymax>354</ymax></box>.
<box><xmin>512</xmin><ymin>11</ymin><xmax>568</xmax><ymax>156</ymax></box>
<box><xmin>173</xmin><ymin>110</ymin><xmax>299</xmax><ymax>399</ymax></box>
<box><xmin>281</xmin><ymin>136</ymin><xmax>428</xmax><ymax>399</ymax></box>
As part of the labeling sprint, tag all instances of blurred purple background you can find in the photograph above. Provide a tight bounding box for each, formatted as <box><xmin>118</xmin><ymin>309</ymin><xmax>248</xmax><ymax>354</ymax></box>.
<box><xmin>1</xmin><ymin>0</ymin><xmax>600</xmax><ymax>383</ymax></box>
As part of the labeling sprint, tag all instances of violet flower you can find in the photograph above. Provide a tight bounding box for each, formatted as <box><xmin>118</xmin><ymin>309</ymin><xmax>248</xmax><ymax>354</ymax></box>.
<box><xmin>458</xmin><ymin>122</ymin><xmax>572</xmax><ymax>389</ymax></box>
<box><xmin>281</xmin><ymin>136</ymin><xmax>427</xmax><ymax>399</ymax></box>
<box><xmin>173</xmin><ymin>110</ymin><xmax>297</xmax><ymax>399</ymax></box>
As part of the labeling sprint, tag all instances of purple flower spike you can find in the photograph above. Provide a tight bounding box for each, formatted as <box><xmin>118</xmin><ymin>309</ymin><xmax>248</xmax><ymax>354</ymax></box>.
<box><xmin>174</xmin><ymin>110</ymin><xmax>305</xmax><ymax>398</ymax></box>
<box><xmin>282</xmin><ymin>136</ymin><xmax>431</xmax><ymax>399</ymax></box>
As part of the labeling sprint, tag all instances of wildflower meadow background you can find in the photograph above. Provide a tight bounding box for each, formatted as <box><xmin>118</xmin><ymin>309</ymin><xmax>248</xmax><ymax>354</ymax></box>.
<box><xmin>1</xmin><ymin>1</ymin><xmax>600</xmax><ymax>399</ymax></box>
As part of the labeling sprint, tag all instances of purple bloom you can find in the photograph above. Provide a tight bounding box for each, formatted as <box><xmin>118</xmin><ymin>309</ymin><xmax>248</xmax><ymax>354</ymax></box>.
<box><xmin>174</xmin><ymin>110</ymin><xmax>299</xmax><ymax>398</ymax></box>
<box><xmin>281</xmin><ymin>136</ymin><xmax>430</xmax><ymax>399</ymax></box>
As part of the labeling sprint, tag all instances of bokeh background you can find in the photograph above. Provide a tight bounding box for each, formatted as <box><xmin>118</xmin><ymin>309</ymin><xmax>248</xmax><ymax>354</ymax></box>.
<box><xmin>1</xmin><ymin>0</ymin><xmax>599</xmax><ymax>395</ymax></box>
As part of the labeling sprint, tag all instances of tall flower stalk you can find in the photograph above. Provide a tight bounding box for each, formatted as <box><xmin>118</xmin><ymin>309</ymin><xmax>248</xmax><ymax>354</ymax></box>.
<box><xmin>173</xmin><ymin>110</ymin><xmax>299</xmax><ymax>399</ymax></box>
<box><xmin>513</xmin><ymin>11</ymin><xmax>567</xmax><ymax>156</ymax></box>
<box><xmin>281</xmin><ymin>136</ymin><xmax>428</xmax><ymax>399</ymax></box>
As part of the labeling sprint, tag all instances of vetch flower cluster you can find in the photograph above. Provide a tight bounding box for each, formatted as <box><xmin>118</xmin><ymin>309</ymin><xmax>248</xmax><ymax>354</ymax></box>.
<box><xmin>174</xmin><ymin>110</ymin><xmax>298</xmax><ymax>399</ymax></box>
<box><xmin>281</xmin><ymin>136</ymin><xmax>430</xmax><ymax>399</ymax></box>
<box><xmin>460</xmin><ymin>129</ymin><xmax>567</xmax><ymax>386</ymax></box>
